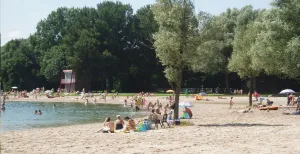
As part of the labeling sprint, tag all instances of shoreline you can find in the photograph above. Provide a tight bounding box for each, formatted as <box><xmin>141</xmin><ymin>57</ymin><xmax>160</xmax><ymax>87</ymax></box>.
<box><xmin>1</xmin><ymin>96</ymin><xmax>300</xmax><ymax>154</ymax></box>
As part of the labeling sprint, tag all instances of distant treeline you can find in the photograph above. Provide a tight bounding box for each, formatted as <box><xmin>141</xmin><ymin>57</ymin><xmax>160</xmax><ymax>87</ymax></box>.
<box><xmin>1</xmin><ymin>0</ymin><xmax>299</xmax><ymax>93</ymax></box>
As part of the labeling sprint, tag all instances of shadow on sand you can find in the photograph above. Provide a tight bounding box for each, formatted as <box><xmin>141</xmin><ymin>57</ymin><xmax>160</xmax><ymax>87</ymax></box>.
<box><xmin>198</xmin><ymin>123</ymin><xmax>287</xmax><ymax>127</ymax></box>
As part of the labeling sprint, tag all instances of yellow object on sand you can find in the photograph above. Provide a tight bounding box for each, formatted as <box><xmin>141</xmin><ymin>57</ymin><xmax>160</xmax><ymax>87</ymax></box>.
<box><xmin>166</xmin><ymin>90</ymin><xmax>174</xmax><ymax>93</ymax></box>
<box><xmin>195</xmin><ymin>95</ymin><xmax>203</xmax><ymax>100</ymax></box>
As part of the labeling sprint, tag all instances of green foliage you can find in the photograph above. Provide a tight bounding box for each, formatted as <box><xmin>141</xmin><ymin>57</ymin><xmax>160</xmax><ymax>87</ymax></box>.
<box><xmin>152</xmin><ymin>0</ymin><xmax>198</xmax><ymax>85</ymax></box>
<box><xmin>250</xmin><ymin>2</ymin><xmax>300</xmax><ymax>78</ymax></box>
<box><xmin>1</xmin><ymin>39</ymin><xmax>42</xmax><ymax>90</ymax></box>
<box><xmin>152</xmin><ymin>0</ymin><xmax>199</xmax><ymax>119</ymax></box>
<box><xmin>228</xmin><ymin>6</ymin><xmax>261</xmax><ymax>78</ymax></box>
<box><xmin>1</xmin><ymin>0</ymin><xmax>300</xmax><ymax>94</ymax></box>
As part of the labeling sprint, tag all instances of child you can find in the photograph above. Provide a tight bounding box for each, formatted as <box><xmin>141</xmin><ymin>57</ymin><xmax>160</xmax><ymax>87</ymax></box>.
<box><xmin>167</xmin><ymin>113</ymin><xmax>174</xmax><ymax>125</ymax></box>
<box><xmin>229</xmin><ymin>97</ymin><xmax>233</xmax><ymax>109</ymax></box>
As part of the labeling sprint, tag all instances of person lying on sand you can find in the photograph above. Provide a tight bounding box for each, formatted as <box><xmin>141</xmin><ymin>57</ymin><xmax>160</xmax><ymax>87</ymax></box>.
<box><xmin>238</xmin><ymin>108</ymin><xmax>252</xmax><ymax>113</ymax></box>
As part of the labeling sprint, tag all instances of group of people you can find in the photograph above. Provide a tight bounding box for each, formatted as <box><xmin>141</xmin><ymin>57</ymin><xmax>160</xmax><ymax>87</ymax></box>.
<box><xmin>99</xmin><ymin>115</ymin><xmax>136</xmax><ymax>133</ymax></box>
<box><xmin>233</xmin><ymin>89</ymin><xmax>243</xmax><ymax>95</ymax></box>
<box><xmin>34</xmin><ymin>110</ymin><xmax>42</xmax><ymax>115</ymax></box>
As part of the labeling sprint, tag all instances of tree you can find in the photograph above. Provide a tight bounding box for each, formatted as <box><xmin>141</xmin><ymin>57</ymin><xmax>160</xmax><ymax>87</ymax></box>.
<box><xmin>250</xmin><ymin>1</ymin><xmax>300</xmax><ymax>79</ymax></box>
<box><xmin>191</xmin><ymin>9</ymin><xmax>240</xmax><ymax>93</ymax></box>
<box><xmin>152</xmin><ymin>0</ymin><xmax>198</xmax><ymax>119</ymax></box>
<box><xmin>1</xmin><ymin>39</ymin><xmax>41</xmax><ymax>90</ymax></box>
<box><xmin>128</xmin><ymin>5</ymin><xmax>167</xmax><ymax>91</ymax></box>
<box><xmin>228</xmin><ymin>6</ymin><xmax>261</xmax><ymax>106</ymax></box>
<box><xmin>95</xmin><ymin>1</ymin><xmax>134</xmax><ymax>92</ymax></box>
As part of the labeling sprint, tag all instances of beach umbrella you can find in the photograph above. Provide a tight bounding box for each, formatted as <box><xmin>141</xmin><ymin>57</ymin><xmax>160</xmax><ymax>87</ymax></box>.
<box><xmin>199</xmin><ymin>92</ymin><xmax>207</xmax><ymax>96</ymax></box>
<box><xmin>279</xmin><ymin>89</ymin><xmax>295</xmax><ymax>94</ymax></box>
<box><xmin>11</xmin><ymin>86</ymin><xmax>18</xmax><ymax>89</ymax></box>
<box><xmin>179</xmin><ymin>101</ymin><xmax>193</xmax><ymax>107</ymax></box>
<box><xmin>166</xmin><ymin>90</ymin><xmax>174</xmax><ymax>93</ymax></box>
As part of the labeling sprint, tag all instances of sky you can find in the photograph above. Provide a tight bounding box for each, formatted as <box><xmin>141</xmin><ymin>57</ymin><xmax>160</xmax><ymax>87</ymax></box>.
<box><xmin>1</xmin><ymin>0</ymin><xmax>273</xmax><ymax>45</ymax></box>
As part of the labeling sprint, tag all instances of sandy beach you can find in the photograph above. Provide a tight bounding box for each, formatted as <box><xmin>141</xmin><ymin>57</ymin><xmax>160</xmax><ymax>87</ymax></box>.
<box><xmin>1</xmin><ymin>96</ymin><xmax>300</xmax><ymax>154</ymax></box>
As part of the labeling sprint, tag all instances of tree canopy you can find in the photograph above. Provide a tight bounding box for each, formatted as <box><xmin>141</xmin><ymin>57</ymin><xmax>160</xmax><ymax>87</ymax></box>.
<box><xmin>1</xmin><ymin>0</ymin><xmax>300</xmax><ymax>95</ymax></box>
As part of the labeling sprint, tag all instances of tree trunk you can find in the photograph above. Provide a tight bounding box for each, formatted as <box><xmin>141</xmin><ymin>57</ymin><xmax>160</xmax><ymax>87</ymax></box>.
<box><xmin>253</xmin><ymin>77</ymin><xmax>256</xmax><ymax>91</ymax></box>
<box><xmin>249</xmin><ymin>76</ymin><xmax>254</xmax><ymax>107</ymax></box>
<box><xmin>225</xmin><ymin>71</ymin><xmax>230</xmax><ymax>94</ymax></box>
<box><xmin>174</xmin><ymin>70</ymin><xmax>183</xmax><ymax>120</ymax></box>
<box><xmin>106</xmin><ymin>76</ymin><xmax>113</xmax><ymax>93</ymax></box>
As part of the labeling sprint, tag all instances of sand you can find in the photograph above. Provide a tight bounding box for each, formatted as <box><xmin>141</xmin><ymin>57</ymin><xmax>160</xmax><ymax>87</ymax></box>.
<box><xmin>1</xmin><ymin>96</ymin><xmax>300</xmax><ymax>154</ymax></box>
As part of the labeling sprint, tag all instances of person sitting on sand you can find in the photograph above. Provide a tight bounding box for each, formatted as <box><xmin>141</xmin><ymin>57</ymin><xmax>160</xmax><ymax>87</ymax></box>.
<box><xmin>124</xmin><ymin>116</ymin><xmax>136</xmax><ymax>131</ymax></box>
<box><xmin>167</xmin><ymin>113</ymin><xmax>174</xmax><ymax>125</ymax></box>
<box><xmin>288</xmin><ymin>93</ymin><xmax>295</xmax><ymax>105</ymax></box>
<box><xmin>184</xmin><ymin>107</ymin><xmax>193</xmax><ymax>118</ymax></box>
<box><xmin>148</xmin><ymin>109</ymin><xmax>158</xmax><ymax>124</ymax></box>
<box><xmin>155</xmin><ymin>108</ymin><xmax>161</xmax><ymax>114</ymax></box>
<box><xmin>297</xmin><ymin>96</ymin><xmax>300</xmax><ymax>108</ymax></box>
<box><xmin>284</xmin><ymin>101</ymin><xmax>300</xmax><ymax>115</ymax></box>
<box><xmin>115</xmin><ymin>115</ymin><xmax>124</xmax><ymax>130</ymax></box>
<box><xmin>294</xmin><ymin>97</ymin><xmax>300</xmax><ymax>114</ymax></box>
<box><xmin>99</xmin><ymin>117</ymin><xmax>114</xmax><ymax>133</ymax></box>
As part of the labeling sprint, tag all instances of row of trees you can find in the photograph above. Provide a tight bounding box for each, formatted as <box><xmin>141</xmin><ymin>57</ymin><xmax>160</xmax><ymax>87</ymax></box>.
<box><xmin>152</xmin><ymin>0</ymin><xmax>300</xmax><ymax>117</ymax></box>
<box><xmin>0</xmin><ymin>1</ymin><xmax>299</xmax><ymax>100</ymax></box>
<box><xmin>1</xmin><ymin>2</ymin><xmax>170</xmax><ymax>92</ymax></box>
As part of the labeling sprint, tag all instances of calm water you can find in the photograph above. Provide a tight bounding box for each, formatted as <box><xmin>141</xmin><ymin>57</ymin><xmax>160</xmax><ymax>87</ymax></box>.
<box><xmin>0</xmin><ymin>101</ymin><xmax>146</xmax><ymax>132</ymax></box>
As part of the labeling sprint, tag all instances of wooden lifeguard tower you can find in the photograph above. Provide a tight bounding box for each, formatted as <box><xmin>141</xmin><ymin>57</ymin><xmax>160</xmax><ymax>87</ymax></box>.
<box><xmin>61</xmin><ymin>70</ymin><xmax>76</xmax><ymax>93</ymax></box>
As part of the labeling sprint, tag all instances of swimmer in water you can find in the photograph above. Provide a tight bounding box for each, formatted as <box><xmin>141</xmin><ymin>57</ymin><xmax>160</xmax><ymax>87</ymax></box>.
<box><xmin>53</xmin><ymin>104</ymin><xmax>56</xmax><ymax>108</ymax></box>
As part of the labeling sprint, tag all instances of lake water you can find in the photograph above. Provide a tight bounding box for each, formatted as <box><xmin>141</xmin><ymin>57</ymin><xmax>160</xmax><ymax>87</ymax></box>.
<box><xmin>0</xmin><ymin>101</ymin><xmax>147</xmax><ymax>132</ymax></box>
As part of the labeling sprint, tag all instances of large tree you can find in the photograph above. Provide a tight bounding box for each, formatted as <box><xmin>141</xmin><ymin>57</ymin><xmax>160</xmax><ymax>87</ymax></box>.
<box><xmin>152</xmin><ymin>0</ymin><xmax>198</xmax><ymax>119</ymax></box>
<box><xmin>191</xmin><ymin>9</ymin><xmax>240</xmax><ymax>93</ymax></box>
<box><xmin>1</xmin><ymin>39</ymin><xmax>41</xmax><ymax>90</ymax></box>
<box><xmin>250</xmin><ymin>1</ymin><xmax>300</xmax><ymax>79</ymax></box>
<box><xmin>228</xmin><ymin>6</ymin><xmax>261</xmax><ymax>106</ymax></box>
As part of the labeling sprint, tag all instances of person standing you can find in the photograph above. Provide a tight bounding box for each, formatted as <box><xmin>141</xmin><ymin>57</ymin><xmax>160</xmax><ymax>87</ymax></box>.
<box><xmin>229</xmin><ymin>97</ymin><xmax>233</xmax><ymax>109</ymax></box>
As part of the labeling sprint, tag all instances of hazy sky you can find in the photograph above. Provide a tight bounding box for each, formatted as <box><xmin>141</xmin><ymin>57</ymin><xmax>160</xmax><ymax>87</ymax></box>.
<box><xmin>1</xmin><ymin>0</ymin><xmax>273</xmax><ymax>45</ymax></box>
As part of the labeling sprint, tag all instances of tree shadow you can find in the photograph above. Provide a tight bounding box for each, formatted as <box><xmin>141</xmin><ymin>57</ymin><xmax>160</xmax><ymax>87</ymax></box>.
<box><xmin>198</xmin><ymin>123</ymin><xmax>287</xmax><ymax>127</ymax></box>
